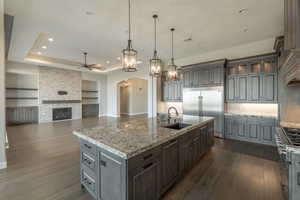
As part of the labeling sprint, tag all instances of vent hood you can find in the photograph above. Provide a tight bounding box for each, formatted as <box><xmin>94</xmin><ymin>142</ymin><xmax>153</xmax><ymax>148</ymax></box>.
<box><xmin>283</xmin><ymin>49</ymin><xmax>300</xmax><ymax>86</ymax></box>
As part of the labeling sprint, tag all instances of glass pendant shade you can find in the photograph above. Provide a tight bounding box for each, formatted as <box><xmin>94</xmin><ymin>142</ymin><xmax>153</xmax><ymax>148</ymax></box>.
<box><xmin>122</xmin><ymin>0</ymin><xmax>138</xmax><ymax>72</ymax></box>
<box><xmin>150</xmin><ymin>55</ymin><xmax>162</xmax><ymax>77</ymax></box>
<box><xmin>167</xmin><ymin>28</ymin><xmax>181</xmax><ymax>81</ymax></box>
<box><xmin>149</xmin><ymin>15</ymin><xmax>162</xmax><ymax>77</ymax></box>
<box><xmin>122</xmin><ymin>40</ymin><xmax>137</xmax><ymax>72</ymax></box>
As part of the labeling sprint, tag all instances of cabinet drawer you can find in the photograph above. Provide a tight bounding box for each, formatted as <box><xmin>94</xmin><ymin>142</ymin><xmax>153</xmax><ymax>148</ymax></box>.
<box><xmin>81</xmin><ymin>169</ymin><xmax>97</xmax><ymax>197</ymax></box>
<box><xmin>128</xmin><ymin>146</ymin><xmax>162</xmax><ymax>170</ymax></box>
<box><xmin>80</xmin><ymin>139</ymin><xmax>97</xmax><ymax>156</ymax></box>
<box><xmin>81</xmin><ymin>152</ymin><xmax>96</xmax><ymax>172</ymax></box>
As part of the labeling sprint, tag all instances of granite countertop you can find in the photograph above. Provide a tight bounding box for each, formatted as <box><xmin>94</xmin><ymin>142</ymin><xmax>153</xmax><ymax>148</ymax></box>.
<box><xmin>224</xmin><ymin>113</ymin><xmax>278</xmax><ymax>118</ymax></box>
<box><xmin>280</xmin><ymin>121</ymin><xmax>300</xmax><ymax>129</ymax></box>
<box><xmin>73</xmin><ymin>115</ymin><xmax>214</xmax><ymax>159</ymax></box>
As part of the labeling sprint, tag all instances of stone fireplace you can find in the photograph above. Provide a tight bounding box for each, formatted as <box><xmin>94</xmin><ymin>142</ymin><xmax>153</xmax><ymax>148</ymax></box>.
<box><xmin>38</xmin><ymin>67</ymin><xmax>82</xmax><ymax>123</ymax></box>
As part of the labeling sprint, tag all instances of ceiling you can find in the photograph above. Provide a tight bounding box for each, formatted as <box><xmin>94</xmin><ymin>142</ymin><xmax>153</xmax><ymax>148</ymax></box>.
<box><xmin>5</xmin><ymin>0</ymin><xmax>284</xmax><ymax>73</ymax></box>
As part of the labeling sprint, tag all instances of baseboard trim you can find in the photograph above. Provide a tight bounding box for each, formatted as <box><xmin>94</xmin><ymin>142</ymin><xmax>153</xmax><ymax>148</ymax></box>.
<box><xmin>0</xmin><ymin>162</ymin><xmax>7</xmax><ymax>169</ymax></box>
<box><xmin>128</xmin><ymin>112</ymin><xmax>148</xmax><ymax>116</ymax></box>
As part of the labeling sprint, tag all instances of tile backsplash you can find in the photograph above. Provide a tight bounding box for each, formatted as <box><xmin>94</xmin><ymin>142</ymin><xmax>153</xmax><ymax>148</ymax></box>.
<box><xmin>225</xmin><ymin>103</ymin><xmax>278</xmax><ymax>117</ymax></box>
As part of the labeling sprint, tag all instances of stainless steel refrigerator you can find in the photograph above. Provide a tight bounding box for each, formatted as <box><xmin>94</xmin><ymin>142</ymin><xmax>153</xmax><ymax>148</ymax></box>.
<box><xmin>183</xmin><ymin>87</ymin><xmax>224</xmax><ymax>138</ymax></box>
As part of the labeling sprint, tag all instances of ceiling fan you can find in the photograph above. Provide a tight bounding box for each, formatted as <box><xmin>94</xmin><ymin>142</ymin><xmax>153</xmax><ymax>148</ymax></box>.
<box><xmin>80</xmin><ymin>52</ymin><xmax>105</xmax><ymax>72</ymax></box>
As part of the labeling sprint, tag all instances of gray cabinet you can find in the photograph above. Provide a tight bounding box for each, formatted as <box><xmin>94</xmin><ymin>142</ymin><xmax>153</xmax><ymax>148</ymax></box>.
<box><xmin>129</xmin><ymin>161</ymin><xmax>161</xmax><ymax>200</ymax></box>
<box><xmin>247</xmin><ymin>75</ymin><xmax>260</xmax><ymax>101</ymax></box>
<box><xmin>182</xmin><ymin>59</ymin><xmax>225</xmax><ymax>88</ymax></box>
<box><xmin>82</xmin><ymin>104</ymin><xmax>99</xmax><ymax>118</ymax></box>
<box><xmin>162</xmin><ymin>80</ymin><xmax>182</xmax><ymax>102</ymax></box>
<box><xmin>79</xmin><ymin>121</ymin><xmax>214</xmax><ymax>200</ymax></box>
<box><xmin>260</xmin><ymin>74</ymin><xmax>277</xmax><ymax>102</ymax></box>
<box><xmin>224</xmin><ymin>115</ymin><xmax>276</xmax><ymax>146</ymax></box>
<box><xmin>225</xmin><ymin>54</ymin><xmax>278</xmax><ymax>103</ymax></box>
<box><xmin>247</xmin><ymin>119</ymin><xmax>261</xmax><ymax>143</ymax></box>
<box><xmin>99</xmin><ymin>151</ymin><xmax>126</xmax><ymax>200</ymax></box>
<box><xmin>226</xmin><ymin>76</ymin><xmax>235</xmax><ymax>101</ymax></box>
<box><xmin>6</xmin><ymin>106</ymin><xmax>39</xmax><ymax>125</ymax></box>
<box><xmin>162</xmin><ymin>139</ymin><xmax>179</xmax><ymax>192</ymax></box>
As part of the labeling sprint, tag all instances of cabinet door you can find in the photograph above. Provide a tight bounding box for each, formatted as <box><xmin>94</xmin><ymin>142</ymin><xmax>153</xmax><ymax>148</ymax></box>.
<box><xmin>199</xmin><ymin>69</ymin><xmax>209</xmax><ymax>85</ymax></box>
<box><xmin>231</xmin><ymin>118</ymin><xmax>239</xmax><ymax>138</ymax></box>
<box><xmin>260</xmin><ymin>74</ymin><xmax>276</xmax><ymax>102</ymax></box>
<box><xmin>248</xmin><ymin>75</ymin><xmax>260</xmax><ymax>101</ymax></box>
<box><xmin>183</xmin><ymin>71</ymin><xmax>191</xmax><ymax>88</ymax></box>
<box><xmin>178</xmin><ymin>80</ymin><xmax>183</xmax><ymax>101</ymax></box>
<box><xmin>200</xmin><ymin>126</ymin><xmax>209</xmax><ymax>153</ymax></box>
<box><xmin>191</xmin><ymin>70</ymin><xmax>200</xmax><ymax>88</ymax></box>
<box><xmin>237</xmin><ymin>76</ymin><xmax>248</xmax><ymax>101</ymax></box>
<box><xmin>226</xmin><ymin>77</ymin><xmax>235</xmax><ymax>101</ymax></box>
<box><xmin>236</xmin><ymin>118</ymin><xmax>247</xmax><ymax>140</ymax></box>
<box><xmin>179</xmin><ymin>138</ymin><xmax>194</xmax><ymax>174</ymax></box>
<box><xmin>260</xmin><ymin>122</ymin><xmax>275</xmax><ymax>145</ymax></box>
<box><xmin>99</xmin><ymin>152</ymin><xmax>126</xmax><ymax>200</ymax></box>
<box><xmin>162</xmin><ymin>139</ymin><xmax>179</xmax><ymax>191</ymax></box>
<box><xmin>212</xmin><ymin>67</ymin><xmax>222</xmax><ymax>84</ymax></box>
<box><xmin>162</xmin><ymin>82</ymin><xmax>168</xmax><ymax>101</ymax></box>
<box><xmin>225</xmin><ymin>116</ymin><xmax>234</xmax><ymax>138</ymax></box>
<box><xmin>129</xmin><ymin>161</ymin><xmax>160</xmax><ymax>200</ymax></box>
<box><xmin>247</xmin><ymin>120</ymin><xmax>261</xmax><ymax>143</ymax></box>
<box><xmin>192</xmin><ymin>135</ymin><xmax>201</xmax><ymax>163</ymax></box>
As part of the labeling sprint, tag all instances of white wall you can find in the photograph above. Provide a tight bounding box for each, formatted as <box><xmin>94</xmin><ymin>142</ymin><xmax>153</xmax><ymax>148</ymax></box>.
<box><xmin>128</xmin><ymin>79</ymin><xmax>148</xmax><ymax>115</ymax></box>
<box><xmin>0</xmin><ymin>0</ymin><xmax>7</xmax><ymax>169</ymax></box>
<box><xmin>158</xmin><ymin>37</ymin><xmax>276</xmax><ymax>113</ymax></box>
<box><xmin>106</xmin><ymin>65</ymin><xmax>157</xmax><ymax>117</ymax></box>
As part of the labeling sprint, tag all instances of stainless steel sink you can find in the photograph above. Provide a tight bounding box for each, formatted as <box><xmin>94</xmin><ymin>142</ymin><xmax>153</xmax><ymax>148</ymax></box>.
<box><xmin>163</xmin><ymin>123</ymin><xmax>191</xmax><ymax>130</ymax></box>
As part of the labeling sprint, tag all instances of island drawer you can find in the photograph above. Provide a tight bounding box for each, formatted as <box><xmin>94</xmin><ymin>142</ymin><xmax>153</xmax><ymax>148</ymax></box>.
<box><xmin>81</xmin><ymin>152</ymin><xmax>97</xmax><ymax>172</ymax></box>
<box><xmin>80</xmin><ymin>139</ymin><xmax>97</xmax><ymax>156</ymax></box>
<box><xmin>128</xmin><ymin>145</ymin><xmax>162</xmax><ymax>170</ymax></box>
<box><xmin>81</xmin><ymin>168</ymin><xmax>97</xmax><ymax>198</ymax></box>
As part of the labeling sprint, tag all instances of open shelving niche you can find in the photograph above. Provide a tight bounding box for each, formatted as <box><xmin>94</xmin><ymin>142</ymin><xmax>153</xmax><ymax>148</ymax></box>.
<box><xmin>5</xmin><ymin>72</ymin><xmax>39</xmax><ymax>125</ymax></box>
<box><xmin>81</xmin><ymin>80</ymin><xmax>99</xmax><ymax>118</ymax></box>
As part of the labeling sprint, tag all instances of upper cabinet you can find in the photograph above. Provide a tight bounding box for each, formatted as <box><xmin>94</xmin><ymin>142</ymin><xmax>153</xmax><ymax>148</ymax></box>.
<box><xmin>181</xmin><ymin>59</ymin><xmax>226</xmax><ymax>88</ymax></box>
<box><xmin>284</xmin><ymin>0</ymin><xmax>300</xmax><ymax>51</ymax></box>
<box><xmin>225</xmin><ymin>54</ymin><xmax>278</xmax><ymax>103</ymax></box>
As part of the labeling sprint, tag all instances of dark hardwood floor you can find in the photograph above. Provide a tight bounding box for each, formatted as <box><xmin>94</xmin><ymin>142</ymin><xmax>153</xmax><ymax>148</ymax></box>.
<box><xmin>0</xmin><ymin>117</ymin><xmax>283</xmax><ymax>200</ymax></box>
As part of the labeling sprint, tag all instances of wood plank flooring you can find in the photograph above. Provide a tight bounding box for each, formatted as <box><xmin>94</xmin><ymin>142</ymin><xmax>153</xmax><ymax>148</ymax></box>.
<box><xmin>0</xmin><ymin>117</ymin><xmax>284</xmax><ymax>200</ymax></box>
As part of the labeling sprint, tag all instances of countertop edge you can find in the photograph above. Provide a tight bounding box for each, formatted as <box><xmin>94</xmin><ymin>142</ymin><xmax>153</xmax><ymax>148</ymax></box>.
<box><xmin>280</xmin><ymin>121</ymin><xmax>300</xmax><ymax>129</ymax></box>
<box><xmin>73</xmin><ymin>118</ymin><xmax>214</xmax><ymax>160</ymax></box>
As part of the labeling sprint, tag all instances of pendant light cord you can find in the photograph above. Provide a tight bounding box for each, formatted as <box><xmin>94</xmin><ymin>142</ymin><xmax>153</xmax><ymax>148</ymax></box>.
<box><xmin>128</xmin><ymin>0</ymin><xmax>131</xmax><ymax>42</ymax></box>
<box><xmin>171</xmin><ymin>28</ymin><xmax>175</xmax><ymax>64</ymax></box>
<box><xmin>154</xmin><ymin>16</ymin><xmax>157</xmax><ymax>54</ymax></box>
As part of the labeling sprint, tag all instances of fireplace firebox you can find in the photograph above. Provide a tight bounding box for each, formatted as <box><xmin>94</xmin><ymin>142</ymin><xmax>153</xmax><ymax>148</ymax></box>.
<box><xmin>52</xmin><ymin>107</ymin><xmax>72</xmax><ymax>121</ymax></box>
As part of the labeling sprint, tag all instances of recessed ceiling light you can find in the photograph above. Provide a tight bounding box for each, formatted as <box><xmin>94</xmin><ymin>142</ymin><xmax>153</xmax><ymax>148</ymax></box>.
<box><xmin>37</xmin><ymin>52</ymin><xmax>42</xmax><ymax>55</ymax></box>
<box><xmin>86</xmin><ymin>11</ymin><xmax>94</xmax><ymax>16</ymax></box>
<box><xmin>239</xmin><ymin>9</ymin><xmax>248</xmax><ymax>14</ymax></box>
<box><xmin>48</xmin><ymin>38</ymin><xmax>54</xmax><ymax>42</ymax></box>
<box><xmin>106</xmin><ymin>61</ymin><xmax>110</xmax><ymax>64</ymax></box>
<box><xmin>42</xmin><ymin>46</ymin><xmax>47</xmax><ymax>49</ymax></box>
<box><xmin>117</xmin><ymin>57</ymin><xmax>121</xmax><ymax>60</ymax></box>
<box><xmin>184</xmin><ymin>38</ymin><xmax>192</xmax><ymax>42</ymax></box>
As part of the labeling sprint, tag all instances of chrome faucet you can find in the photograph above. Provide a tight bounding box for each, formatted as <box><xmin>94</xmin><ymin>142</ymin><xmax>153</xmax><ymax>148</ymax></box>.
<box><xmin>168</xmin><ymin>106</ymin><xmax>179</xmax><ymax>119</ymax></box>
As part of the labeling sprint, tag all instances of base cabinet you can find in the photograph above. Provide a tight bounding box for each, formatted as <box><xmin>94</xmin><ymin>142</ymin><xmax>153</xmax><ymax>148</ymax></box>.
<box><xmin>79</xmin><ymin>120</ymin><xmax>214</xmax><ymax>200</ymax></box>
<box><xmin>224</xmin><ymin>115</ymin><xmax>277</xmax><ymax>146</ymax></box>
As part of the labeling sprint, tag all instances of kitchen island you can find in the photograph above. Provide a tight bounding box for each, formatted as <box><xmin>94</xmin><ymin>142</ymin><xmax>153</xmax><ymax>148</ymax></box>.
<box><xmin>73</xmin><ymin>115</ymin><xmax>214</xmax><ymax>200</ymax></box>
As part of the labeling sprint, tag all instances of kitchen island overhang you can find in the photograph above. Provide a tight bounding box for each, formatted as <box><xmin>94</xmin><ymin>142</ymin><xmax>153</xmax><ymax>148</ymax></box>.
<box><xmin>73</xmin><ymin>115</ymin><xmax>214</xmax><ymax>200</ymax></box>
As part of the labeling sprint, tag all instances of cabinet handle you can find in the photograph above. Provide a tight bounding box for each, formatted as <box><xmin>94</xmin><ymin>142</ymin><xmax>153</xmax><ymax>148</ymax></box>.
<box><xmin>100</xmin><ymin>160</ymin><xmax>106</xmax><ymax>167</ymax></box>
<box><xmin>143</xmin><ymin>162</ymin><xmax>154</xmax><ymax>170</ymax></box>
<box><xmin>84</xmin><ymin>144</ymin><xmax>92</xmax><ymax>149</ymax></box>
<box><xmin>143</xmin><ymin>153</ymin><xmax>153</xmax><ymax>161</ymax></box>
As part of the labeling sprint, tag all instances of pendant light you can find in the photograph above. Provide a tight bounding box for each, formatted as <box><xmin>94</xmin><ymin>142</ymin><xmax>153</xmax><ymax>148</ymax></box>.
<box><xmin>149</xmin><ymin>14</ymin><xmax>162</xmax><ymax>77</ymax></box>
<box><xmin>167</xmin><ymin>28</ymin><xmax>181</xmax><ymax>80</ymax></box>
<box><xmin>122</xmin><ymin>0</ymin><xmax>138</xmax><ymax>72</ymax></box>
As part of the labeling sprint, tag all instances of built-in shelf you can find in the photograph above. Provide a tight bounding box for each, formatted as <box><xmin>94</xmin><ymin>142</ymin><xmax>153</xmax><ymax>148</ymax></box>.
<box><xmin>82</xmin><ymin>90</ymin><xmax>98</xmax><ymax>93</ymax></box>
<box><xmin>82</xmin><ymin>97</ymin><xmax>98</xmax><ymax>99</ymax></box>
<box><xmin>42</xmin><ymin>100</ymin><xmax>82</xmax><ymax>104</ymax></box>
<box><xmin>6</xmin><ymin>97</ymin><xmax>38</xmax><ymax>100</ymax></box>
<box><xmin>6</xmin><ymin>88</ymin><xmax>38</xmax><ymax>91</ymax></box>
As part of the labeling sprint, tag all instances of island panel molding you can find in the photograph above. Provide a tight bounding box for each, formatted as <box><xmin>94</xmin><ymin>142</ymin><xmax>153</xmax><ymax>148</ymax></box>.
<box><xmin>73</xmin><ymin>116</ymin><xmax>214</xmax><ymax>200</ymax></box>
